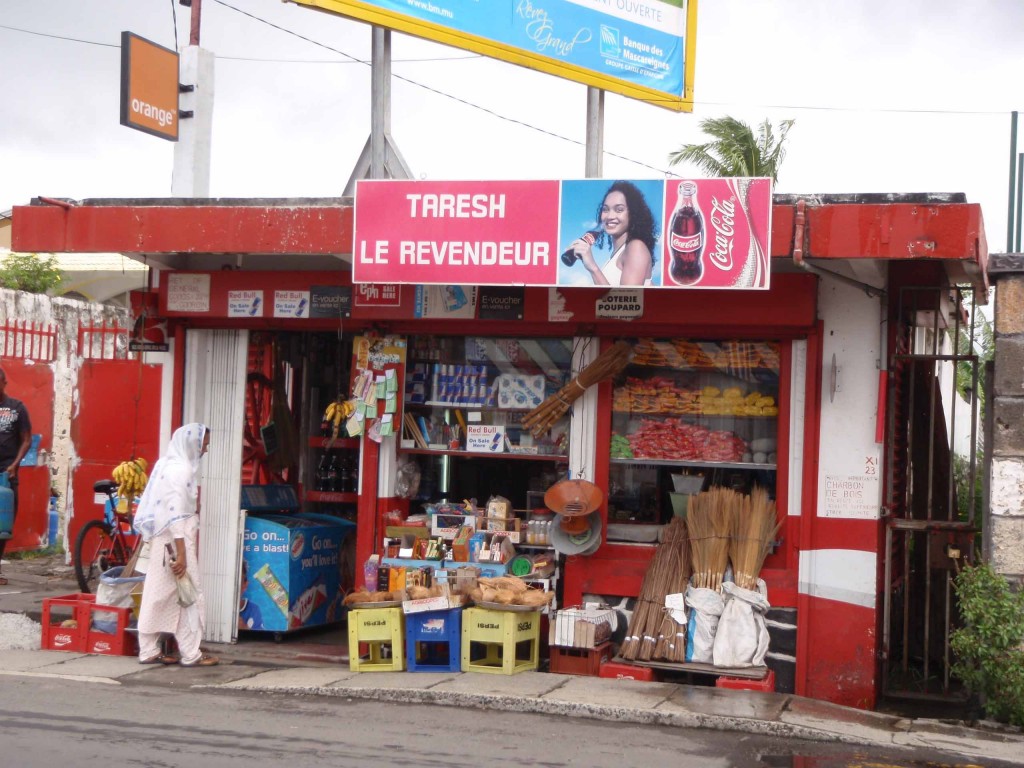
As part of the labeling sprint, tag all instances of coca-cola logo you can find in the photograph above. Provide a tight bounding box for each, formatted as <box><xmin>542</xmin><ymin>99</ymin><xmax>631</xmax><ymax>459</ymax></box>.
<box><xmin>54</xmin><ymin>633</ymin><xmax>73</xmax><ymax>646</ymax></box>
<box><xmin>670</xmin><ymin>232</ymin><xmax>702</xmax><ymax>253</ymax></box>
<box><xmin>93</xmin><ymin>641</ymin><xmax>111</xmax><ymax>653</ymax></box>
<box><xmin>707</xmin><ymin>196</ymin><xmax>737</xmax><ymax>270</ymax></box>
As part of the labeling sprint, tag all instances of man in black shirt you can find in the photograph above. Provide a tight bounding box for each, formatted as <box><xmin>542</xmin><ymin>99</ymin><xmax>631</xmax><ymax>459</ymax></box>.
<box><xmin>0</xmin><ymin>367</ymin><xmax>32</xmax><ymax>585</ymax></box>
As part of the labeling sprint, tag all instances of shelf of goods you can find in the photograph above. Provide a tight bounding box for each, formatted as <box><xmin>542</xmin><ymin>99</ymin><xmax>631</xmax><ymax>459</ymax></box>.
<box><xmin>402</xmin><ymin>334</ymin><xmax>574</xmax><ymax>460</ymax></box>
<box><xmin>308</xmin><ymin>436</ymin><xmax>359</xmax><ymax>500</ymax></box>
<box><xmin>608</xmin><ymin>338</ymin><xmax>780</xmax><ymax>526</ymax></box>
<box><xmin>382</xmin><ymin>557</ymin><xmax>510</xmax><ymax>578</ymax></box>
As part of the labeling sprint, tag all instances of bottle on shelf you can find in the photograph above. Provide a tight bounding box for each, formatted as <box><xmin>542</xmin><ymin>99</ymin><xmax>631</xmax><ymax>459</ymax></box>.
<box><xmin>315</xmin><ymin>454</ymin><xmax>331</xmax><ymax>492</ymax></box>
<box><xmin>326</xmin><ymin>454</ymin><xmax>340</xmax><ymax>493</ymax></box>
<box><xmin>339</xmin><ymin>456</ymin><xmax>357</xmax><ymax>494</ymax></box>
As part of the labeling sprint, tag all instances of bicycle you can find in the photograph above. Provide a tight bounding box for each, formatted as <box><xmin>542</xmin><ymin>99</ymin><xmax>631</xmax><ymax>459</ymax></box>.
<box><xmin>73</xmin><ymin>479</ymin><xmax>140</xmax><ymax>594</ymax></box>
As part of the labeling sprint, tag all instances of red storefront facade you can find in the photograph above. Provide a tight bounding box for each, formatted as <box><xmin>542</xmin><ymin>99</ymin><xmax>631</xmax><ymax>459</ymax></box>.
<box><xmin>13</xmin><ymin>193</ymin><xmax>988</xmax><ymax>709</ymax></box>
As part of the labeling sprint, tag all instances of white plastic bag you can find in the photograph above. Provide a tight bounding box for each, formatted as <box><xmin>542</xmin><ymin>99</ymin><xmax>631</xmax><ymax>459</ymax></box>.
<box><xmin>712</xmin><ymin>579</ymin><xmax>770</xmax><ymax>667</ymax></box>
<box><xmin>175</xmin><ymin>573</ymin><xmax>199</xmax><ymax>608</ymax></box>
<box><xmin>684</xmin><ymin>585</ymin><xmax>725</xmax><ymax>663</ymax></box>
<box><xmin>96</xmin><ymin>566</ymin><xmax>144</xmax><ymax>610</ymax></box>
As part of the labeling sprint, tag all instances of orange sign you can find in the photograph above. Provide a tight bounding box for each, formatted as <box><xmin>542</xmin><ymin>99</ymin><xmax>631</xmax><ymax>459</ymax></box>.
<box><xmin>120</xmin><ymin>32</ymin><xmax>179</xmax><ymax>141</ymax></box>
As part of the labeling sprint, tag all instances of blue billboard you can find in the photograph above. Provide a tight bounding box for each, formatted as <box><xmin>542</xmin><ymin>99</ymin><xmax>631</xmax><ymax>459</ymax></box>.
<box><xmin>289</xmin><ymin>0</ymin><xmax>697</xmax><ymax>111</ymax></box>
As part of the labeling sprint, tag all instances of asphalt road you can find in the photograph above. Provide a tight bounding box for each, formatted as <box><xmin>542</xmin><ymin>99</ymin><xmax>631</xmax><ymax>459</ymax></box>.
<box><xmin>0</xmin><ymin>673</ymin><xmax>1008</xmax><ymax>768</ymax></box>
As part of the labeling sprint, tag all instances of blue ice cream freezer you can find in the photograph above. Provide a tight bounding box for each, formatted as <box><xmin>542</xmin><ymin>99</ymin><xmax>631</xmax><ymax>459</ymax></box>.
<box><xmin>240</xmin><ymin>485</ymin><xmax>356</xmax><ymax>635</ymax></box>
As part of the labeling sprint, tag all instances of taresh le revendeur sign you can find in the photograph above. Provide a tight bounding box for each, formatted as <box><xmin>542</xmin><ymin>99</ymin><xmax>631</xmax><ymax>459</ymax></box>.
<box><xmin>352</xmin><ymin>178</ymin><xmax>772</xmax><ymax>290</ymax></box>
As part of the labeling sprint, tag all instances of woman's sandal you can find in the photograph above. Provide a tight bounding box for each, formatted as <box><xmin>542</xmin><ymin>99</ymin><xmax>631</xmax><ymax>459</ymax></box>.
<box><xmin>181</xmin><ymin>653</ymin><xmax>219</xmax><ymax>667</ymax></box>
<box><xmin>140</xmin><ymin>654</ymin><xmax>179</xmax><ymax>665</ymax></box>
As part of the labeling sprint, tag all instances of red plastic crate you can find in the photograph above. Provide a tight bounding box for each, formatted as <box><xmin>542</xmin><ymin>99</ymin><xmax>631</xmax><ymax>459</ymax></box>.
<box><xmin>549</xmin><ymin>642</ymin><xmax>614</xmax><ymax>676</ymax></box>
<box><xmin>598</xmin><ymin>659</ymin><xmax>660</xmax><ymax>682</ymax></box>
<box><xmin>84</xmin><ymin>601</ymin><xmax>136</xmax><ymax>656</ymax></box>
<box><xmin>41</xmin><ymin>593</ymin><xmax>93</xmax><ymax>652</ymax></box>
<box><xmin>715</xmin><ymin>669</ymin><xmax>776</xmax><ymax>692</ymax></box>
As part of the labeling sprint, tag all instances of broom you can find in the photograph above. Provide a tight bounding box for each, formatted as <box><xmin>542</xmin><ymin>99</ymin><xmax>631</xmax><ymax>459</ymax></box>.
<box><xmin>688</xmin><ymin>487</ymin><xmax>738</xmax><ymax>592</ymax></box>
<box><xmin>652</xmin><ymin>518</ymin><xmax>691</xmax><ymax>662</ymax></box>
<box><xmin>522</xmin><ymin>341</ymin><xmax>632</xmax><ymax>438</ymax></box>
<box><xmin>730</xmin><ymin>486</ymin><xmax>781</xmax><ymax>591</ymax></box>
<box><xmin>621</xmin><ymin>517</ymin><xmax>691</xmax><ymax>661</ymax></box>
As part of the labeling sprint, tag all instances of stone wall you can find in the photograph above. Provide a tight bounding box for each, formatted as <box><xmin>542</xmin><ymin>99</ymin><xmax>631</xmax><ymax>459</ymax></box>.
<box><xmin>988</xmin><ymin>254</ymin><xmax>1024</xmax><ymax>583</ymax></box>
<box><xmin>0</xmin><ymin>288</ymin><xmax>129</xmax><ymax>544</ymax></box>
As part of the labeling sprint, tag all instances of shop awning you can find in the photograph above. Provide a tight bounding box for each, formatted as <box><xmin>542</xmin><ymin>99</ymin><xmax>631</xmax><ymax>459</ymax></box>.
<box><xmin>11</xmin><ymin>193</ymin><xmax>988</xmax><ymax>293</ymax></box>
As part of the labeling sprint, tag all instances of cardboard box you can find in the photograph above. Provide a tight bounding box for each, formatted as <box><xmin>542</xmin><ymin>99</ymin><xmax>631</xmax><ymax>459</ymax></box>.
<box><xmin>386</xmin><ymin>525</ymin><xmax>431</xmax><ymax>539</ymax></box>
<box><xmin>478</xmin><ymin>534</ymin><xmax>516</xmax><ymax>564</ymax></box>
<box><xmin>451</xmin><ymin>525</ymin><xmax>474</xmax><ymax>562</ymax></box>
<box><xmin>550</xmin><ymin>606</ymin><xmax>615</xmax><ymax>648</ymax></box>
<box><xmin>488</xmin><ymin>526</ymin><xmax>522</xmax><ymax>544</ymax></box>
<box><xmin>402</xmin><ymin>594</ymin><xmax>468</xmax><ymax>614</ymax></box>
<box><xmin>431</xmin><ymin>514</ymin><xmax>477</xmax><ymax>540</ymax></box>
<box><xmin>484</xmin><ymin>516</ymin><xmax>521</xmax><ymax>533</ymax></box>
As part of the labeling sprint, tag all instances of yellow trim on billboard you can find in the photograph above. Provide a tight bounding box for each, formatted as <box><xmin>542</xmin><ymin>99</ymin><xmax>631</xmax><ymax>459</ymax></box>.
<box><xmin>289</xmin><ymin>0</ymin><xmax>698</xmax><ymax>112</ymax></box>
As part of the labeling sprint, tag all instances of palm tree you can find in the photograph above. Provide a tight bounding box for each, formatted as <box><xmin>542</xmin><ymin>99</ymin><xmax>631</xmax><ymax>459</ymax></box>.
<box><xmin>668</xmin><ymin>117</ymin><xmax>794</xmax><ymax>183</ymax></box>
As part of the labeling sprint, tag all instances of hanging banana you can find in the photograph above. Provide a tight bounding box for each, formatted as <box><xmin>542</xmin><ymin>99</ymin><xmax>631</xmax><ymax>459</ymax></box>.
<box><xmin>112</xmin><ymin>457</ymin><xmax>149</xmax><ymax>501</ymax></box>
<box><xmin>322</xmin><ymin>398</ymin><xmax>356</xmax><ymax>443</ymax></box>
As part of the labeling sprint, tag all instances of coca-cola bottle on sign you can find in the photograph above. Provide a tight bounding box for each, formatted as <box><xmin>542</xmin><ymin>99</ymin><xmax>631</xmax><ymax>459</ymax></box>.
<box><xmin>668</xmin><ymin>182</ymin><xmax>704</xmax><ymax>285</ymax></box>
<box><xmin>560</xmin><ymin>230</ymin><xmax>602</xmax><ymax>267</ymax></box>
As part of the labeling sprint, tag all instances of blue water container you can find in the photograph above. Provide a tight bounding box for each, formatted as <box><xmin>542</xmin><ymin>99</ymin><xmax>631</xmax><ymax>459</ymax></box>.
<box><xmin>0</xmin><ymin>474</ymin><xmax>14</xmax><ymax>541</ymax></box>
<box><xmin>48</xmin><ymin>496</ymin><xmax>59</xmax><ymax>546</ymax></box>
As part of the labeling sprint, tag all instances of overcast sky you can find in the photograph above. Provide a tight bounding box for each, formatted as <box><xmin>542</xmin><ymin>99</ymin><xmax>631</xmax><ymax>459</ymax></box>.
<box><xmin>2</xmin><ymin>0</ymin><xmax>1023</xmax><ymax>252</ymax></box>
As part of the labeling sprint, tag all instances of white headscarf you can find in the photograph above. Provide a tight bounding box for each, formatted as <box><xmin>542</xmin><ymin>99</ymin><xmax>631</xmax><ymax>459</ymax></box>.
<box><xmin>134</xmin><ymin>423</ymin><xmax>208</xmax><ymax>542</ymax></box>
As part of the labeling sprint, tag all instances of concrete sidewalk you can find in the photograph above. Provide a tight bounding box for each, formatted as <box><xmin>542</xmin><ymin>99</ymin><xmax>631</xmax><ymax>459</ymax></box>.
<box><xmin>2</xmin><ymin>554</ymin><xmax>1023</xmax><ymax>766</ymax></box>
<box><xmin>1</xmin><ymin>645</ymin><xmax>1022</xmax><ymax>766</ymax></box>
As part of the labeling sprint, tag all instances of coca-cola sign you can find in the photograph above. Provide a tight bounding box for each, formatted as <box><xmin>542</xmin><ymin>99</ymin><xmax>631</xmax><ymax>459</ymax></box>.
<box><xmin>353</xmin><ymin>178</ymin><xmax>772</xmax><ymax>290</ymax></box>
<box><xmin>662</xmin><ymin>178</ymin><xmax>772</xmax><ymax>289</ymax></box>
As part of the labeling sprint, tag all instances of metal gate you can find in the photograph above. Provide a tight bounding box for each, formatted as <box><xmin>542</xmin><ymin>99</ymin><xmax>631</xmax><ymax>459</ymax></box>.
<box><xmin>882</xmin><ymin>285</ymin><xmax>981</xmax><ymax>701</ymax></box>
<box><xmin>0</xmin><ymin>320</ymin><xmax>57</xmax><ymax>551</ymax></box>
<box><xmin>68</xmin><ymin>321</ymin><xmax>162</xmax><ymax>556</ymax></box>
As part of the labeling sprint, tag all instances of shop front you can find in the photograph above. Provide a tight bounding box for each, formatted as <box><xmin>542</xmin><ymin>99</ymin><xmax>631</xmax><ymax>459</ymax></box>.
<box><xmin>11</xmin><ymin>189</ymin><xmax>988</xmax><ymax>710</ymax></box>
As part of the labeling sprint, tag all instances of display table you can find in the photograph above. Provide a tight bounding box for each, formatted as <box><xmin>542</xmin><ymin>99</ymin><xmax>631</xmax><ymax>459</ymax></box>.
<box><xmin>461</xmin><ymin>606</ymin><xmax>540</xmax><ymax>675</ymax></box>
<box><xmin>348</xmin><ymin>606</ymin><xmax>405</xmax><ymax>672</ymax></box>
<box><xmin>405</xmin><ymin>607</ymin><xmax>462</xmax><ymax>673</ymax></box>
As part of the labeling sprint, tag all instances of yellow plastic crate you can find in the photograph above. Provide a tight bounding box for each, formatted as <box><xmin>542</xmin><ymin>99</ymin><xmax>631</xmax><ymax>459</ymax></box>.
<box><xmin>347</xmin><ymin>606</ymin><xmax>405</xmax><ymax>672</ymax></box>
<box><xmin>461</xmin><ymin>606</ymin><xmax>540</xmax><ymax>675</ymax></box>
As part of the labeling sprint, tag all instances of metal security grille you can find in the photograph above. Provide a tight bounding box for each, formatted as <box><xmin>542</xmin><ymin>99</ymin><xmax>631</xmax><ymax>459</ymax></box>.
<box><xmin>882</xmin><ymin>285</ymin><xmax>981</xmax><ymax>701</ymax></box>
<box><xmin>78</xmin><ymin>320</ymin><xmax>133</xmax><ymax>360</ymax></box>
<box><xmin>0</xmin><ymin>319</ymin><xmax>57</xmax><ymax>361</ymax></box>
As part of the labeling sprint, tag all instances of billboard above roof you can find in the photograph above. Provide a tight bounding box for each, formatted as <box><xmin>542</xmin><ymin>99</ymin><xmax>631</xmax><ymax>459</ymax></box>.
<box><xmin>287</xmin><ymin>0</ymin><xmax>698</xmax><ymax>111</ymax></box>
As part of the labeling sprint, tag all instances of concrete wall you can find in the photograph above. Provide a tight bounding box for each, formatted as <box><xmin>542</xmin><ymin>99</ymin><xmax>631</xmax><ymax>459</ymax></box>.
<box><xmin>988</xmin><ymin>254</ymin><xmax>1024</xmax><ymax>583</ymax></box>
<box><xmin>0</xmin><ymin>287</ymin><xmax>130</xmax><ymax>545</ymax></box>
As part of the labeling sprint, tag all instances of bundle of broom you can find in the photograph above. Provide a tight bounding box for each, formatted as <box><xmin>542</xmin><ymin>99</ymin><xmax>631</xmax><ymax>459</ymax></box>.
<box><xmin>620</xmin><ymin>517</ymin><xmax>691</xmax><ymax>661</ymax></box>
<box><xmin>687</xmin><ymin>487</ymin><xmax>738</xmax><ymax>592</ymax></box>
<box><xmin>729</xmin><ymin>486</ymin><xmax>781</xmax><ymax>591</ymax></box>
<box><xmin>652</xmin><ymin>517</ymin><xmax>691</xmax><ymax>662</ymax></box>
<box><xmin>522</xmin><ymin>341</ymin><xmax>632</xmax><ymax>438</ymax></box>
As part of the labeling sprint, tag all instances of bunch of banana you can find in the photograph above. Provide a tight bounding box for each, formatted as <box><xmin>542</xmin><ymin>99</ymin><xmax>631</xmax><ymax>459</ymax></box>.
<box><xmin>113</xmin><ymin>457</ymin><xmax>149</xmax><ymax>500</ymax></box>
<box><xmin>323</xmin><ymin>399</ymin><xmax>355</xmax><ymax>439</ymax></box>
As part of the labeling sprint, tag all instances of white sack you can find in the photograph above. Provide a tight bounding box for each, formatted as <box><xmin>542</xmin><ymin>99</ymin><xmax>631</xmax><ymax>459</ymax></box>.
<box><xmin>712</xmin><ymin>579</ymin><xmax>770</xmax><ymax>668</ymax></box>
<box><xmin>684</xmin><ymin>585</ymin><xmax>725</xmax><ymax>663</ymax></box>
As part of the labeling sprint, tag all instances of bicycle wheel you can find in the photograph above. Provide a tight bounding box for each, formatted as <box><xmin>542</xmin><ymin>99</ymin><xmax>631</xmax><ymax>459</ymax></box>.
<box><xmin>74</xmin><ymin>519</ymin><xmax>117</xmax><ymax>593</ymax></box>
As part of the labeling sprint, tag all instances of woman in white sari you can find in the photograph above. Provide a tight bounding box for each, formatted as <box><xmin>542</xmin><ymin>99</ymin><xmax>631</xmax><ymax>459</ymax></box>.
<box><xmin>135</xmin><ymin>423</ymin><xmax>218</xmax><ymax>666</ymax></box>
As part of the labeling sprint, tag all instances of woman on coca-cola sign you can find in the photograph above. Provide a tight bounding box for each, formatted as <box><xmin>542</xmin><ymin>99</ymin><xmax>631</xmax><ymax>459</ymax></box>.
<box><xmin>564</xmin><ymin>180</ymin><xmax>658</xmax><ymax>287</ymax></box>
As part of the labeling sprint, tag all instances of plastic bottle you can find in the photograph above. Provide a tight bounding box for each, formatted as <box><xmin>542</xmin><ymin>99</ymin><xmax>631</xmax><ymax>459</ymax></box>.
<box><xmin>363</xmin><ymin>554</ymin><xmax>380</xmax><ymax>591</ymax></box>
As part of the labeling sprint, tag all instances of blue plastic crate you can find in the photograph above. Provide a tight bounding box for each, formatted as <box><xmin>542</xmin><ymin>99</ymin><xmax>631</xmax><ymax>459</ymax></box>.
<box><xmin>405</xmin><ymin>608</ymin><xmax>462</xmax><ymax>672</ymax></box>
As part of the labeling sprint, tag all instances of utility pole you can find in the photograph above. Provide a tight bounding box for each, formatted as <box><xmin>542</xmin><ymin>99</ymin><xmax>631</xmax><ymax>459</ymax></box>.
<box><xmin>172</xmin><ymin>0</ymin><xmax>215</xmax><ymax>197</ymax></box>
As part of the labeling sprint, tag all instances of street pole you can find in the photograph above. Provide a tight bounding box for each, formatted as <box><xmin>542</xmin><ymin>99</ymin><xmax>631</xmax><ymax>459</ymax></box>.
<box><xmin>1007</xmin><ymin>111</ymin><xmax>1017</xmax><ymax>252</ymax></box>
<box><xmin>172</xmin><ymin>0</ymin><xmax>214</xmax><ymax>198</ymax></box>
